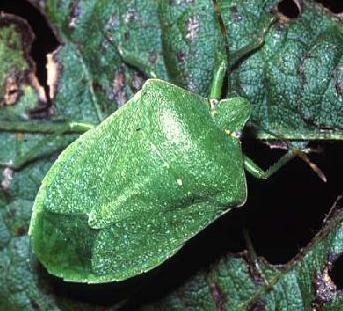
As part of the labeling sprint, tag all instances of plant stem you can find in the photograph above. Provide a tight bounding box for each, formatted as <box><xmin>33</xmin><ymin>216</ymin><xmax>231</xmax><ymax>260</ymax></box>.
<box><xmin>0</xmin><ymin>120</ymin><xmax>95</xmax><ymax>134</ymax></box>
<box><xmin>254</xmin><ymin>128</ymin><xmax>343</xmax><ymax>141</ymax></box>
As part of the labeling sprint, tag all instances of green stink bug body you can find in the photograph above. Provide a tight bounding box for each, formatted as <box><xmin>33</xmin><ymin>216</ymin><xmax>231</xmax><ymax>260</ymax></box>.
<box><xmin>29</xmin><ymin>79</ymin><xmax>252</xmax><ymax>283</ymax></box>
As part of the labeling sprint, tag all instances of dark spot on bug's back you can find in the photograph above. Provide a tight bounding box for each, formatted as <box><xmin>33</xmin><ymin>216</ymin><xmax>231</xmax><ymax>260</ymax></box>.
<box><xmin>124</xmin><ymin>32</ymin><xmax>130</xmax><ymax>41</ymax></box>
<box><xmin>177</xmin><ymin>51</ymin><xmax>186</xmax><ymax>63</ymax></box>
<box><xmin>148</xmin><ymin>51</ymin><xmax>157</xmax><ymax>64</ymax></box>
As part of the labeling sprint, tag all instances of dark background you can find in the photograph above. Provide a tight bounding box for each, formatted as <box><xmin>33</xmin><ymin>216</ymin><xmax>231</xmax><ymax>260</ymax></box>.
<box><xmin>0</xmin><ymin>0</ymin><xmax>343</xmax><ymax>308</ymax></box>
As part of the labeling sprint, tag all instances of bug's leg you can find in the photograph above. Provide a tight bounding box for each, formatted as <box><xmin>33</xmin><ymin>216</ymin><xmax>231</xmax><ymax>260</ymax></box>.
<box><xmin>254</xmin><ymin>127</ymin><xmax>343</xmax><ymax>141</ymax></box>
<box><xmin>243</xmin><ymin>149</ymin><xmax>297</xmax><ymax>180</ymax></box>
<box><xmin>209</xmin><ymin>50</ymin><xmax>228</xmax><ymax>107</ymax></box>
<box><xmin>209</xmin><ymin>16</ymin><xmax>276</xmax><ymax>105</ymax></box>
<box><xmin>244</xmin><ymin>149</ymin><xmax>327</xmax><ymax>181</ymax></box>
<box><xmin>243</xmin><ymin>228</ymin><xmax>271</xmax><ymax>287</ymax></box>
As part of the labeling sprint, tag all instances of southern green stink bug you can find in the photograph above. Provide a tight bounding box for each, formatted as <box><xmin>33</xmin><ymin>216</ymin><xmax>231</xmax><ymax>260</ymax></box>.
<box><xmin>29</xmin><ymin>57</ymin><xmax>297</xmax><ymax>283</ymax></box>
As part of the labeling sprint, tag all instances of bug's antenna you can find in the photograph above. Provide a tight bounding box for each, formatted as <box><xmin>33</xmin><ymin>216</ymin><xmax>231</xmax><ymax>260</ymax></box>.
<box><xmin>242</xmin><ymin>228</ymin><xmax>271</xmax><ymax>287</ymax></box>
<box><xmin>293</xmin><ymin>150</ymin><xmax>327</xmax><ymax>183</ymax></box>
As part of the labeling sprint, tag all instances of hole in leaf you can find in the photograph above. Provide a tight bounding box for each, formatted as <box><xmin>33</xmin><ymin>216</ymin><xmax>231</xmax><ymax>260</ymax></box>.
<box><xmin>0</xmin><ymin>0</ymin><xmax>60</xmax><ymax>98</ymax></box>
<box><xmin>329</xmin><ymin>254</ymin><xmax>343</xmax><ymax>289</ymax></box>
<box><xmin>315</xmin><ymin>0</ymin><xmax>343</xmax><ymax>13</ymax></box>
<box><xmin>242</xmin><ymin>139</ymin><xmax>343</xmax><ymax>264</ymax></box>
<box><xmin>278</xmin><ymin>0</ymin><xmax>301</xmax><ymax>18</ymax></box>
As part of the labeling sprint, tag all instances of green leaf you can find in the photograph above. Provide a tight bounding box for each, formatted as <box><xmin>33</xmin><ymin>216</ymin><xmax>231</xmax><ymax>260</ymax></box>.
<box><xmin>0</xmin><ymin>16</ymin><xmax>37</xmax><ymax>114</ymax></box>
<box><xmin>41</xmin><ymin>0</ymin><xmax>343</xmax><ymax>139</ymax></box>
<box><xmin>0</xmin><ymin>0</ymin><xmax>343</xmax><ymax>309</ymax></box>
<box><xmin>0</xmin><ymin>14</ymin><xmax>77</xmax><ymax>171</ymax></box>
<box><xmin>0</xmin><ymin>15</ymin><xmax>116</xmax><ymax>311</ymax></box>
<box><xmin>137</xmin><ymin>202</ymin><xmax>343</xmax><ymax>310</ymax></box>
<box><xmin>0</xmin><ymin>197</ymin><xmax>109</xmax><ymax>311</ymax></box>
<box><xmin>222</xmin><ymin>0</ymin><xmax>343</xmax><ymax>133</ymax></box>
<box><xmin>44</xmin><ymin>0</ymin><xmax>148</xmax><ymax>121</ymax></box>
<box><xmin>0</xmin><ymin>199</ymin><xmax>60</xmax><ymax>311</ymax></box>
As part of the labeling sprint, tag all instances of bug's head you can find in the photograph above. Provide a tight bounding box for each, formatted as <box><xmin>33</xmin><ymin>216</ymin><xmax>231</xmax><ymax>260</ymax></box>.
<box><xmin>212</xmin><ymin>97</ymin><xmax>251</xmax><ymax>135</ymax></box>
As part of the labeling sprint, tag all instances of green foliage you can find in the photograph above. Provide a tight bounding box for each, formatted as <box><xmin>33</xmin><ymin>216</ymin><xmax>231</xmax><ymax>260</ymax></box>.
<box><xmin>0</xmin><ymin>199</ymin><xmax>60</xmax><ymax>311</ymax></box>
<box><xmin>224</xmin><ymin>0</ymin><xmax>343</xmax><ymax>131</ymax></box>
<box><xmin>0</xmin><ymin>0</ymin><xmax>343</xmax><ymax>309</ymax></box>
<box><xmin>139</xmin><ymin>205</ymin><xmax>343</xmax><ymax>310</ymax></box>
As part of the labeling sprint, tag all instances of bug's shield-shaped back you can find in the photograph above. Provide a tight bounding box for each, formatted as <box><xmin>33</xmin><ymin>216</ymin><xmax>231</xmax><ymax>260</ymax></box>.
<box><xmin>29</xmin><ymin>79</ymin><xmax>249</xmax><ymax>283</ymax></box>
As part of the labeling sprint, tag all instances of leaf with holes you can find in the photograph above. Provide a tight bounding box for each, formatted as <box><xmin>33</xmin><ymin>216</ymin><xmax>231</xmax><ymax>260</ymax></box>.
<box><xmin>0</xmin><ymin>0</ymin><xmax>343</xmax><ymax>309</ymax></box>
<box><xmin>0</xmin><ymin>13</ymin><xmax>113</xmax><ymax>311</ymax></box>
<box><xmin>131</xmin><ymin>200</ymin><xmax>343</xmax><ymax>310</ymax></box>
<box><xmin>40</xmin><ymin>0</ymin><xmax>343</xmax><ymax>139</ymax></box>
<box><xmin>223</xmin><ymin>0</ymin><xmax>343</xmax><ymax>135</ymax></box>
<box><xmin>0</xmin><ymin>13</ymin><xmax>79</xmax><ymax>172</ymax></box>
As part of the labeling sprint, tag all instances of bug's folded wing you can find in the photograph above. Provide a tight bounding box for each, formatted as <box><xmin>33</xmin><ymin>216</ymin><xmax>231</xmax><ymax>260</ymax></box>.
<box><xmin>91</xmin><ymin>199</ymin><xmax>228</xmax><ymax>282</ymax></box>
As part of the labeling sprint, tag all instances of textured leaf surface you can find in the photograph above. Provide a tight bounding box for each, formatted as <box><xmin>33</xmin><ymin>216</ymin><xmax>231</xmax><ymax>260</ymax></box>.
<box><xmin>0</xmin><ymin>14</ymin><xmax>102</xmax><ymax>310</ymax></box>
<box><xmin>38</xmin><ymin>0</ymin><xmax>343</xmax><ymax>135</ymax></box>
<box><xmin>0</xmin><ymin>0</ymin><xmax>342</xmax><ymax>310</ymax></box>
<box><xmin>224</xmin><ymin>0</ymin><xmax>343</xmax><ymax>132</ymax></box>
<box><xmin>0</xmin><ymin>199</ymin><xmax>60</xmax><ymax>311</ymax></box>
<box><xmin>0</xmin><ymin>14</ymin><xmax>77</xmax><ymax>170</ymax></box>
<box><xmin>0</xmin><ymin>14</ymin><xmax>40</xmax><ymax>167</ymax></box>
<box><xmin>6</xmin><ymin>0</ymin><xmax>342</xmax><ymax>138</ymax></box>
<box><xmin>138</xmin><ymin>203</ymin><xmax>343</xmax><ymax>310</ymax></box>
